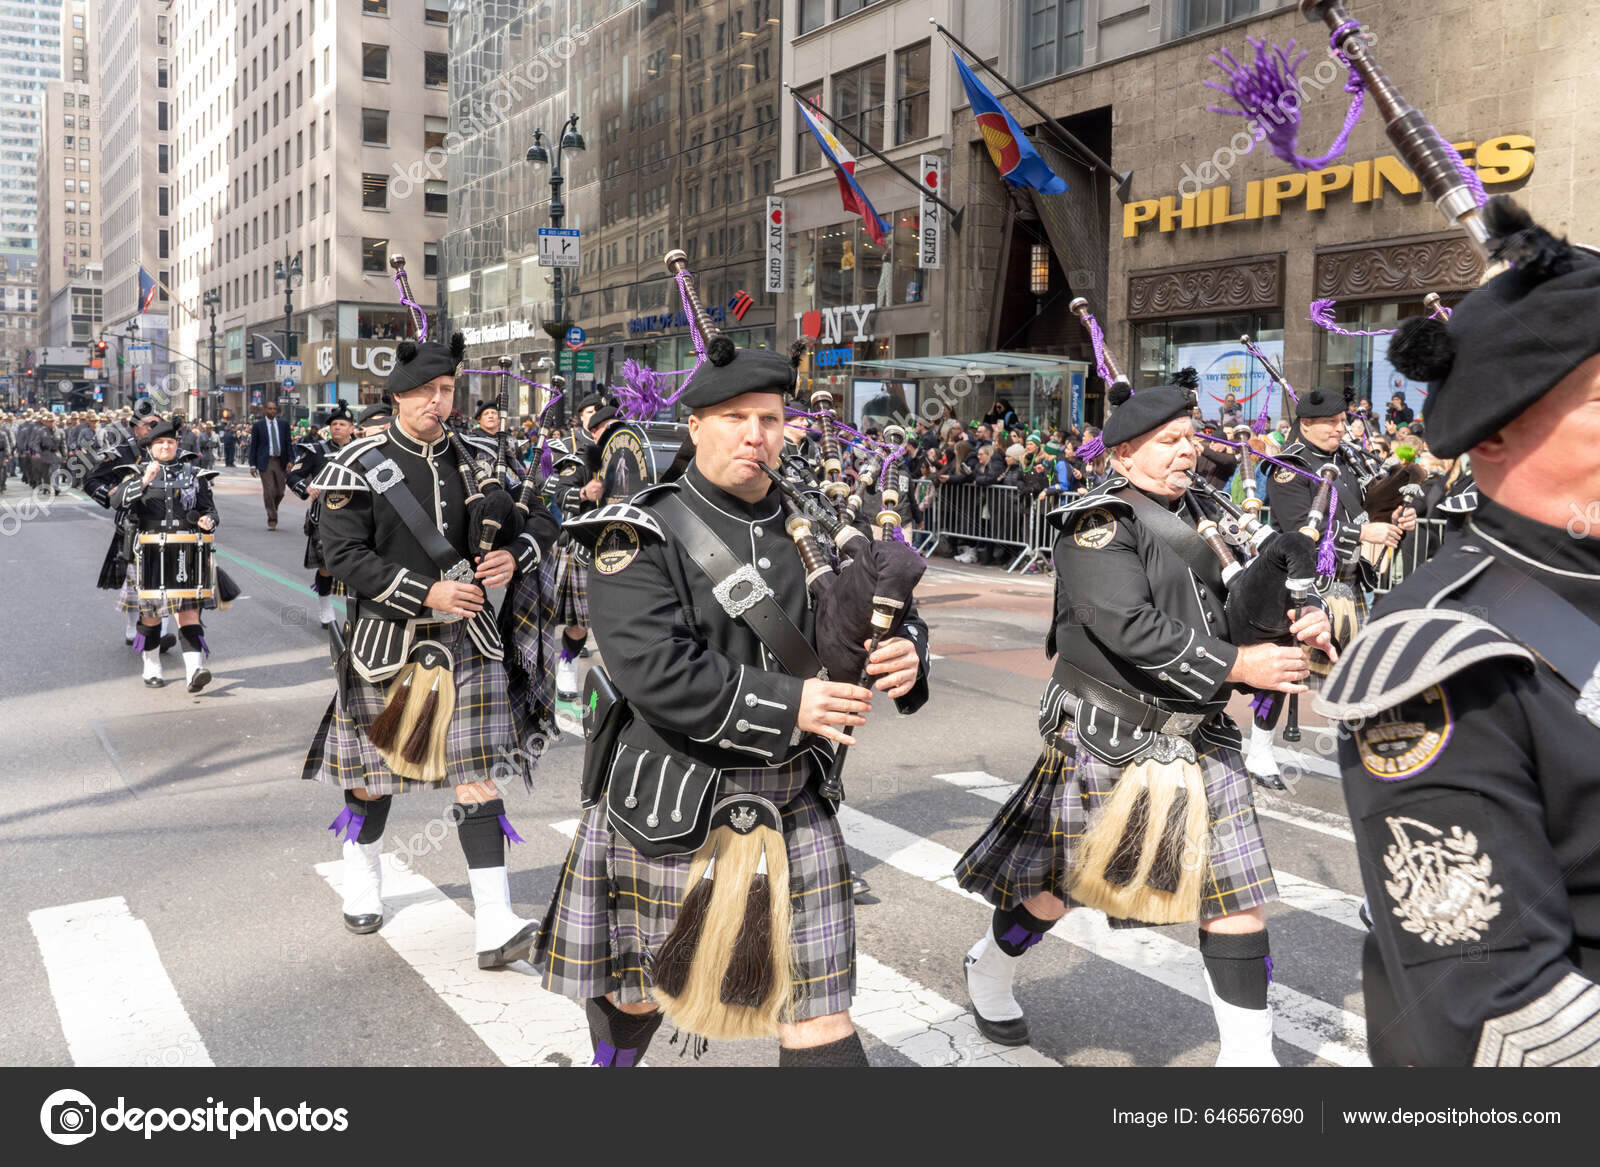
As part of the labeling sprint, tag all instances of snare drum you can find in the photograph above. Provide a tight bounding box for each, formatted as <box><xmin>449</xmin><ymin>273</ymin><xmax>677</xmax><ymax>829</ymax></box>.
<box><xmin>136</xmin><ymin>531</ymin><xmax>216</xmax><ymax>602</ymax></box>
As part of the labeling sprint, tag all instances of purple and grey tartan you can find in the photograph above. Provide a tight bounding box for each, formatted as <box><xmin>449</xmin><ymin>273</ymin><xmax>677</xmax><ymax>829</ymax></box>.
<box><xmin>549</xmin><ymin>541</ymin><xmax>589</xmax><ymax>627</ymax></box>
<box><xmin>956</xmin><ymin>717</ymin><xmax>1278</xmax><ymax>923</ymax></box>
<box><xmin>301</xmin><ymin>617</ymin><xmax>528</xmax><ymax>797</ymax></box>
<box><xmin>533</xmin><ymin>753</ymin><xmax>856</xmax><ymax>1020</ymax></box>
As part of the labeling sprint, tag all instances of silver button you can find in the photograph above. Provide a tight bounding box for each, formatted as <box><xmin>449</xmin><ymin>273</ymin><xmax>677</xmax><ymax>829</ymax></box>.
<box><xmin>719</xmin><ymin>739</ymin><xmax>733</xmax><ymax>749</ymax></box>
<box><xmin>745</xmin><ymin>693</ymin><xmax>759</xmax><ymax>707</ymax></box>
<box><xmin>757</xmin><ymin>557</ymin><xmax>771</xmax><ymax>569</ymax></box>
<box><xmin>646</xmin><ymin>813</ymin><xmax>659</xmax><ymax>827</ymax></box>
<box><xmin>753</xmin><ymin>525</ymin><xmax>764</xmax><ymax>537</ymax></box>
<box><xmin>736</xmin><ymin>718</ymin><xmax>749</xmax><ymax>732</ymax></box>
<box><xmin>1205</xmin><ymin>612</ymin><xmax>1217</xmax><ymax>623</ymax></box>
<box><xmin>1179</xmin><ymin>662</ymin><xmax>1190</xmax><ymax>673</ymax></box>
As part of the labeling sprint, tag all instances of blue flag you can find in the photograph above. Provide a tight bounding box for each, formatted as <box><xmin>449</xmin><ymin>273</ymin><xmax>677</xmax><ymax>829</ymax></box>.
<box><xmin>137</xmin><ymin>267</ymin><xmax>158</xmax><ymax>314</ymax></box>
<box><xmin>952</xmin><ymin>54</ymin><xmax>1068</xmax><ymax>195</ymax></box>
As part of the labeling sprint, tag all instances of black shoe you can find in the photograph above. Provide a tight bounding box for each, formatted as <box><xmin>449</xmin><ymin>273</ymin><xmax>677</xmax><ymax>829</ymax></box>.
<box><xmin>578</xmin><ymin>646</ymin><xmax>593</xmax><ymax>658</ymax></box>
<box><xmin>850</xmin><ymin>872</ymin><xmax>871</xmax><ymax>899</ymax></box>
<box><xmin>159</xmin><ymin>633</ymin><xmax>177</xmax><ymax>655</ymax></box>
<box><xmin>964</xmin><ymin>955</ymin><xmax>1032</xmax><ymax>1047</ymax></box>
<box><xmin>343</xmin><ymin>912</ymin><xmax>383</xmax><ymax>935</ymax></box>
<box><xmin>187</xmin><ymin>667</ymin><xmax>212</xmax><ymax>694</ymax></box>
<box><xmin>1251</xmin><ymin>770</ymin><xmax>1289</xmax><ymax>793</ymax></box>
<box><xmin>124</xmin><ymin>634</ymin><xmax>134</xmax><ymax>646</ymax></box>
<box><xmin>144</xmin><ymin>675</ymin><xmax>166</xmax><ymax>688</ymax></box>
<box><xmin>477</xmin><ymin>921</ymin><xmax>538</xmax><ymax>970</ymax></box>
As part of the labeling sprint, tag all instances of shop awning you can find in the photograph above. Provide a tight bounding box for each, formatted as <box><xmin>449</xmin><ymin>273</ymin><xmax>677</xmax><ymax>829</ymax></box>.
<box><xmin>849</xmin><ymin>351</ymin><xmax>1082</xmax><ymax>377</ymax></box>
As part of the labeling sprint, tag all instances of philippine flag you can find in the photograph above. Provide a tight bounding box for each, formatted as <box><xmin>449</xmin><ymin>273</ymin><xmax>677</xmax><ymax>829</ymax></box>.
<box><xmin>137</xmin><ymin>267</ymin><xmax>158</xmax><ymax>314</ymax></box>
<box><xmin>952</xmin><ymin>55</ymin><xmax>1068</xmax><ymax>195</ymax></box>
<box><xmin>794</xmin><ymin>95</ymin><xmax>891</xmax><ymax>246</ymax></box>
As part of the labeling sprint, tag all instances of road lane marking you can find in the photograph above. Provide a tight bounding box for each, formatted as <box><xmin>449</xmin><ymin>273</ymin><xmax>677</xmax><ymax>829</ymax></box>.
<box><xmin>28</xmin><ymin>897</ymin><xmax>214</xmax><ymax>1067</ymax></box>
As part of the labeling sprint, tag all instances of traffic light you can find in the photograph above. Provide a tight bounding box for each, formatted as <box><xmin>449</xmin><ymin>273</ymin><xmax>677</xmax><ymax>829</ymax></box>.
<box><xmin>94</xmin><ymin>340</ymin><xmax>107</xmax><ymax>357</ymax></box>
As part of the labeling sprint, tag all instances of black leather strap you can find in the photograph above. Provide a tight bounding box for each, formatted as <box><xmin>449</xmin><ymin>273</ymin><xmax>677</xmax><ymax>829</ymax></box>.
<box><xmin>654</xmin><ymin>493</ymin><xmax>822</xmax><ymax>679</ymax></box>
<box><xmin>354</xmin><ymin>446</ymin><xmax>473</xmax><ymax>580</ymax></box>
<box><xmin>1053</xmin><ymin>658</ymin><xmax>1213</xmax><ymax>729</ymax></box>
<box><xmin>1471</xmin><ymin>558</ymin><xmax>1600</xmax><ymax>697</ymax></box>
<box><xmin>1121</xmin><ymin>486</ymin><xmax>1227</xmax><ymax>594</ymax></box>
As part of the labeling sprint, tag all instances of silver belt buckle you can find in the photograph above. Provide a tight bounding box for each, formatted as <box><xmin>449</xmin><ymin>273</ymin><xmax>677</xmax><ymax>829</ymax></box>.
<box><xmin>713</xmin><ymin>563</ymin><xmax>774</xmax><ymax>620</ymax></box>
<box><xmin>1160</xmin><ymin>711</ymin><xmax>1203</xmax><ymax>736</ymax></box>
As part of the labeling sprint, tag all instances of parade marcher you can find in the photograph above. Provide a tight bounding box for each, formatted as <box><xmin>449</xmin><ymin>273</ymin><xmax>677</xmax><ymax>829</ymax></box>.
<box><xmin>1316</xmin><ymin>197</ymin><xmax>1600</xmax><ymax>1066</ymax></box>
<box><xmin>286</xmin><ymin>401</ymin><xmax>357</xmax><ymax>629</ymax></box>
<box><xmin>1245</xmin><ymin>385</ymin><xmax>1415</xmax><ymax>785</ymax></box>
<box><xmin>85</xmin><ymin>402</ymin><xmax>177</xmax><ymax>650</ymax></box>
<box><xmin>532</xmin><ymin>295</ymin><xmax>931</xmax><ymax>1068</ymax></box>
<box><xmin>107</xmin><ymin>418</ymin><xmax>221</xmax><ymax>692</ymax></box>
<box><xmin>472</xmin><ymin>399</ymin><xmax>502</xmax><ymax>441</ymax></box>
<box><xmin>540</xmin><ymin>389</ymin><xmax>601</xmax><ymax>697</ymax></box>
<box><xmin>248</xmin><ymin>401</ymin><xmax>294</xmax><ymax>530</ymax></box>
<box><xmin>300</xmin><ymin>334</ymin><xmax>561</xmax><ymax>964</ymax></box>
<box><xmin>955</xmin><ymin>376</ymin><xmax>1335</xmax><ymax>1064</ymax></box>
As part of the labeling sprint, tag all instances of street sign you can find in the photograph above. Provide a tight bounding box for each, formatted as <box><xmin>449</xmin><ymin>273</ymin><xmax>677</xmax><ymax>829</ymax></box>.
<box><xmin>282</xmin><ymin>378</ymin><xmax>297</xmax><ymax>390</ymax></box>
<box><xmin>128</xmin><ymin>344</ymin><xmax>153</xmax><ymax>365</ymax></box>
<box><xmin>572</xmin><ymin>351</ymin><xmax>595</xmax><ymax>374</ymax></box>
<box><xmin>538</xmin><ymin>227</ymin><xmax>581</xmax><ymax>268</ymax></box>
<box><xmin>275</xmin><ymin>360</ymin><xmax>302</xmax><ymax>381</ymax></box>
<box><xmin>565</xmin><ymin>326</ymin><xmax>586</xmax><ymax>348</ymax></box>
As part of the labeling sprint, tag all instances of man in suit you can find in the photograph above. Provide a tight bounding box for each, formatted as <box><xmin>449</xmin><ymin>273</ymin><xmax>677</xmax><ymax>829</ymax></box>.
<box><xmin>248</xmin><ymin>401</ymin><xmax>293</xmax><ymax>529</ymax></box>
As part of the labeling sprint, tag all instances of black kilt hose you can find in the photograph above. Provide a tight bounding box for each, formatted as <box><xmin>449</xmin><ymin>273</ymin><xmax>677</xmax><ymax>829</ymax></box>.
<box><xmin>956</xmin><ymin>716</ymin><xmax>1279</xmax><ymax>923</ymax></box>
<box><xmin>301</xmin><ymin>617</ymin><xmax>526</xmax><ymax>797</ymax></box>
<box><xmin>533</xmin><ymin>753</ymin><xmax>857</xmax><ymax>1020</ymax></box>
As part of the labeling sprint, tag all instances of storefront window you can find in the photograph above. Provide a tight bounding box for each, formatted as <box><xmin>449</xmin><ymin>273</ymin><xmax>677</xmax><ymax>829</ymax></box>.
<box><xmin>1131</xmin><ymin>311</ymin><xmax>1285</xmax><ymax>420</ymax></box>
<box><xmin>889</xmin><ymin>210</ymin><xmax>924</xmax><ymax>304</ymax></box>
<box><xmin>1315</xmin><ymin>297</ymin><xmax>1454</xmax><ymax>426</ymax></box>
<box><xmin>790</xmin><ymin>218</ymin><xmax>918</xmax><ymax>311</ymax></box>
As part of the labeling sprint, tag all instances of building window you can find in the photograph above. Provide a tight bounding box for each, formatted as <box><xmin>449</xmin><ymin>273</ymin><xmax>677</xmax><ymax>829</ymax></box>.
<box><xmin>423</xmin><ymin>242</ymin><xmax>438</xmax><ymax>278</ymax></box>
<box><xmin>424</xmin><ymin>115</ymin><xmax>447</xmax><ymax>150</ymax></box>
<box><xmin>895</xmin><ymin>41</ymin><xmax>930</xmax><ymax>144</ymax></box>
<box><xmin>832</xmin><ymin>58</ymin><xmax>886</xmax><ymax>150</ymax></box>
<box><xmin>158</xmin><ymin>186</ymin><xmax>168</xmax><ymax>215</ymax></box>
<box><xmin>797</xmin><ymin>0</ymin><xmax>824</xmax><ymax>33</ymax></box>
<box><xmin>424</xmin><ymin>52</ymin><xmax>447</xmax><ymax>87</ymax></box>
<box><xmin>362</xmin><ymin>0</ymin><xmax>387</xmax><ymax>12</ymax></box>
<box><xmin>362</xmin><ymin>108</ymin><xmax>388</xmax><ymax>145</ymax></box>
<box><xmin>424</xmin><ymin>180</ymin><xmax>446</xmax><ymax>215</ymax></box>
<box><xmin>157</xmin><ymin>58</ymin><xmax>169</xmax><ymax>88</ymax></box>
<box><xmin>1024</xmin><ymin>0</ymin><xmax>1085</xmax><ymax>83</ymax></box>
<box><xmin>1315</xmin><ymin>296</ymin><xmax>1454</xmax><ymax>422</ymax></box>
<box><xmin>362</xmin><ymin>237</ymin><xmax>387</xmax><ymax>272</ymax></box>
<box><xmin>794</xmin><ymin>82</ymin><xmax>823</xmax><ymax>172</ymax></box>
<box><xmin>159</xmin><ymin>229</ymin><xmax>169</xmax><ymax>259</ymax></box>
<box><xmin>1130</xmin><ymin>311</ymin><xmax>1285</xmax><ymax>393</ymax></box>
<box><xmin>72</xmin><ymin>56</ymin><xmax>85</xmax><ymax>74</ymax></box>
<box><xmin>362</xmin><ymin>173</ymin><xmax>387</xmax><ymax>209</ymax></box>
<box><xmin>424</xmin><ymin>6</ymin><xmax>447</xmax><ymax>23</ymax></box>
<box><xmin>362</xmin><ymin>44</ymin><xmax>388</xmax><ymax>80</ymax></box>
<box><xmin>64</xmin><ymin>157</ymin><xmax>75</xmax><ymax>172</ymax></box>
<box><xmin>837</xmin><ymin>0</ymin><xmax>876</xmax><ymax>16</ymax></box>
<box><xmin>72</xmin><ymin>13</ymin><xmax>83</xmax><ymax>27</ymax></box>
<box><xmin>1181</xmin><ymin>0</ymin><xmax>1260</xmax><ymax>36</ymax></box>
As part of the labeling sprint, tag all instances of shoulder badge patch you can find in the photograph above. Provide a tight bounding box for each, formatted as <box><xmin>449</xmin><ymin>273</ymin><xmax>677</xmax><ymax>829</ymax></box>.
<box><xmin>593</xmin><ymin>521</ymin><xmax>641</xmax><ymax>575</ymax></box>
<box><xmin>324</xmin><ymin>491</ymin><xmax>352</xmax><ymax>510</ymax></box>
<box><xmin>1356</xmin><ymin>686</ymin><xmax>1453</xmax><ymax>779</ymax></box>
<box><xmin>1073</xmin><ymin>507</ymin><xmax>1118</xmax><ymax>550</ymax></box>
<box><xmin>1382</xmin><ymin>816</ymin><xmax>1503</xmax><ymax>947</ymax></box>
<box><xmin>1273</xmin><ymin>468</ymin><xmax>1297</xmax><ymax>484</ymax></box>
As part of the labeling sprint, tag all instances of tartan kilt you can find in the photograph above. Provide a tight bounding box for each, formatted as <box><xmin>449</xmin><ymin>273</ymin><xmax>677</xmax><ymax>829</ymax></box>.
<box><xmin>115</xmin><ymin>564</ymin><xmax>205</xmax><ymax>617</ymax></box>
<box><xmin>532</xmin><ymin>752</ymin><xmax>855</xmax><ymax>1021</ymax></box>
<box><xmin>548</xmin><ymin>540</ymin><xmax>589</xmax><ymax>627</ymax></box>
<box><xmin>300</xmin><ymin>617</ymin><xmax>524</xmax><ymax>796</ymax></box>
<box><xmin>955</xmin><ymin>716</ymin><xmax>1278</xmax><ymax>923</ymax></box>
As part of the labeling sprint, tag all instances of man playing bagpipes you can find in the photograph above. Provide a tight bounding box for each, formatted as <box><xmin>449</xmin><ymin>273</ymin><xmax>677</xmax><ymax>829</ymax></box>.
<box><xmin>530</xmin><ymin>263</ymin><xmax>932</xmax><ymax>1067</ymax></box>
<box><xmin>299</xmin><ymin>331</ymin><xmax>562</xmax><ymax>967</ymax></box>
<box><xmin>955</xmin><ymin>377</ymin><xmax>1337</xmax><ymax>1065</ymax></box>
<box><xmin>286</xmin><ymin>399</ymin><xmax>358</xmax><ymax>632</ymax></box>
<box><xmin>1249</xmin><ymin>386</ymin><xmax>1415</xmax><ymax>784</ymax></box>
<box><xmin>1317</xmin><ymin>197</ymin><xmax>1600</xmax><ymax>1066</ymax></box>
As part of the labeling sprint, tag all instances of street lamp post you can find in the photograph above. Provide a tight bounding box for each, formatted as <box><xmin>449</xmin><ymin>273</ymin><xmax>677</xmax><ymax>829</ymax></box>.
<box><xmin>203</xmin><ymin>289</ymin><xmax>221</xmax><ymax>423</ymax></box>
<box><xmin>527</xmin><ymin>113</ymin><xmax>585</xmax><ymax>426</ymax></box>
<box><xmin>272</xmin><ymin>248</ymin><xmax>303</xmax><ymax>410</ymax></box>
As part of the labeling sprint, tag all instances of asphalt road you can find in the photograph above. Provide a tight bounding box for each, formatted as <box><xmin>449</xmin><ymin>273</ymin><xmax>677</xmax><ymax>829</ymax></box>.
<box><xmin>0</xmin><ymin>468</ymin><xmax>1368</xmax><ymax>1068</ymax></box>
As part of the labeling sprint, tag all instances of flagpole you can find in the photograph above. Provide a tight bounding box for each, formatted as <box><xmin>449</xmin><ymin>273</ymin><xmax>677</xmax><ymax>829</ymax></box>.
<box><xmin>786</xmin><ymin>86</ymin><xmax>965</xmax><ymax>233</ymax></box>
<box><xmin>930</xmin><ymin>19</ymin><xmax>1134</xmax><ymax>203</ymax></box>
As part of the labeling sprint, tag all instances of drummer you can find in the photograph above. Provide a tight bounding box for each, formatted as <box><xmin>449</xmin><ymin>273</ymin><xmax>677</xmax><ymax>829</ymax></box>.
<box><xmin>109</xmin><ymin>418</ymin><xmax>221</xmax><ymax>692</ymax></box>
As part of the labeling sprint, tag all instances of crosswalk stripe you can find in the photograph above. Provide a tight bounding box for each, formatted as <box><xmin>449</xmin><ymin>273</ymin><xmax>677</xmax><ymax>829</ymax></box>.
<box><xmin>834</xmin><ymin>804</ymin><xmax>1369</xmax><ymax>1067</ymax></box>
<box><xmin>1253</xmin><ymin>789</ymin><xmax>1356</xmax><ymax>843</ymax></box>
<box><xmin>313</xmin><ymin>856</ymin><xmax>592</xmax><ymax>1068</ymax></box>
<box><xmin>545</xmin><ymin>820</ymin><xmax>1057</xmax><ymax>1067</ymax></box>
<box><xmin>930</xmin><ymin>771</ymin><xmax>1365</xmax><ymax>931</ymax></box>
<box><xmin>28</xmin><ymin>897</ymin><xmax>214</xmax><ymax>1067</ymax></box>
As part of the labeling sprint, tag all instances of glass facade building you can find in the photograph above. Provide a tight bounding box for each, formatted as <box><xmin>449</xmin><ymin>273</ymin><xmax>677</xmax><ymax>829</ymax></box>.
<box><xmin>441</xmin><ymin>0</ymin><xmax>780</xmax><ymax>412</ymax></box>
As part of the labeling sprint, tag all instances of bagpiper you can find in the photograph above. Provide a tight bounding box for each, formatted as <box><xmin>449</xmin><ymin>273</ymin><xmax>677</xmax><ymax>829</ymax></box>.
<box><xmin>300</xmin><ymin>332</ymin><xmax>561</xmax><ymax>966</ymax></box>
<box><xmin>286</xmin><ymin>400</ymin><xmax>358</xmax><ymax>630</ymax></box>
<box><xmin>1316</xmin><ymin>198</ymin><xmax>1600</xmax><ymax>1066</ymax></box>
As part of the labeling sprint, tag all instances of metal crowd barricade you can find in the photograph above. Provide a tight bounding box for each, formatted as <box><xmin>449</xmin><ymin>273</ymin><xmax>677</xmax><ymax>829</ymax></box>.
<box><xmin>1370</xmin><ymin>517</ymin><xmax>1451</xmax><ymax>595</ymax></box>
<box><xmin>912</xmin><ymin>482</ymin><xmax>1081</xmax><ymax>573</ymax></box>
